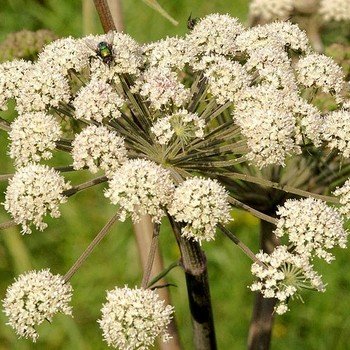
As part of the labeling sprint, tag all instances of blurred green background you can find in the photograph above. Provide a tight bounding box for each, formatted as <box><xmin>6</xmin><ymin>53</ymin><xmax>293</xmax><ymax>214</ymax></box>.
<box><xmin>1</xmin><ymin>0</ymin><xmax>350</xmax><ymax>349</ymax></box>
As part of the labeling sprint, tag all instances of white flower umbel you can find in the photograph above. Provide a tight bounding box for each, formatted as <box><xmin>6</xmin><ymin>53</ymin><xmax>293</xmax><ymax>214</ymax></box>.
<box><xmin>98</xmin><ymin>286</ymin><xmax>174</xmax><ymax>350</ymax></box>
<box><xmin>333</xmin><ymin>179</ymin><xmax>350</xmax><ymax>219</ymax></box>
<box><xmin>168</xmin><ymin>178</ymin><xmax>231</xmax><ymax>243</ymax></box>
<box><xmin>105</xmin><ymin>159</ymin><xmax>174</xmax><ymax>223</ymax></box>
<box><xmin>250</xmin><ymin>0</ymin><xmax>294</xmax><ymax>21</ymax></box>
<box><xmin>274</xmin><ymin>198</ymin><xmax>348</xmax><ymax>263</ymax></box>
<box><xmin>4</xmin><ymin>164</ymin><xmax>71</xmax><ymax>234</ymax></box>
<box><xmin>38</xmin><ymin>37</ymin><xmax>90</xmax><ymax>75</ymax></box>
<box><xmin>9</xmin><ymin>111</ymin><xmax>62</xmax><ymax>167</ymax></box>
<box><xmin>234</xmin><ymin>84</ymin><xmax>301</xmax><ymax>167</ymax></box>
<box><xmin>86</xmin><ymin>32</ymin><xmax>144</xmax><ymax>78</ymax></box>
<box><xmin>295</xmin><ymin>99</ymin><xmax>324</xmax><ymax>147</ymax></box>
<box><xmin>203</xmin><ymin>56</ymin><xmax>250</xmax><ymax>104</ymax></box>
<box><xmin>239</xmin><ymin>108</ymin><xmax>299</xmax><ymax>167</ymax></box>
<box><xmin>0</xmin><ymin>60</ymin><xmax>32</xmax><ymax>111</ymax></box>
<box><xmin>319</xmin><ymin>0</ymin><xmax>350</xmax><ymax>22</ymax></box>
<box><xmin>245</xmin><ymin>44</ymin><xmax>297</xmax><ymax>91</ymax></box>
<box><xmin>250</xmin><ymin>245</ymin><xmax>325</xmax><ymax>315</ymax></box>
<box><xmin>73</xmin><ymin>79</ymin><xmax>123</xmax><ymax>123</ymax></box>
<box><xmin>143</xmin><ymin>36</ymin><xmax>189</xmax><ymax>70</ymax></box>
<box><xmin>15</xmin><ymin>63</ymin><xmax>70</xmax><ymax>113</ymax></box>
<box><xmin>321</xmin><ymin>109</ymin><xmax>350</xmax><ymax>158</ymax></box>
<box><xmin>151</xmin><ymin>109</ymin><xmax>205</xmax><ymax>145</ymax></box>
<box><xmin>72</xmin><ymin>125</ymin><xmax>127</xmax><ymax>177</ymax></box>
<box><xmin>186</xmin><ymin>13</ymin><xmax>244</xmax><ymax>58</ymax></box>
<box><xmin>296</xmin><ymin>53</ymin><xmax>345</xmax><ymax>99</ymax></box>
<box><xmin>236</xmin><ymin>22</ymin><xmax>310</xmax><ymax>54</ymax></box>
<box><xmin>133</xmin><ymin>67</ymin><xmax>190</xmax><ymax>110</ymax></box>
<box><xmin>2</xmin><ymin>269</ymin><xmax>73</xmax><ymax>342</ymax></box>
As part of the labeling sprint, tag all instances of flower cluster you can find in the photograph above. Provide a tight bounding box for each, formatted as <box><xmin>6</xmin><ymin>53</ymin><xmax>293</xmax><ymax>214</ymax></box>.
<box><xmin>203</xmin><ymin>56</ymin><xmax>251</xmax><ymax>104</ymax></box>
<box><xmin>274</xmin><ymin>198</ymin><xmax>348</xmax><ymax>263</ymax></box>
<box><xmin>319</xmin><ymin>0</ymin><xmax>350</xmax><ymax>22</ymax></box>
<box><xmin>38</xmin><ymin>37</ymin><xmax>89</xmax><ymax>75</ymax></box>
<box><xmin>71</xmin><ymin>124</ymin><xmax>127</xmax><ymax>176</ymax></box>
<box><xmin>0</xmin><ymin>60</ymin><xmax>32</xmax><ymax>110</ymax></box>
<box><xmin>2</xmin><ymin>269</ymin><xmax>73</xmax><ymax>342</ymax></box>
<box><xmin>15</xmin><ymin>63</ymin><xmax>70</xmax><ymax>114</ymax></box>
<box><xmin>333</xmin><ymin>179</ymin><xmax>350</xmax><ymax>218</ymax></box>
<box><xmin>133</xmin><ymin>67</ymin><xmax>190</xmax><ymax>110</ymax></box>
<box><xmin>151</xmin><ymin>109</ymin><xmax>205</xmax><ymax>145</ymax></box>
<box><xmin>105</xmin><ymin>159</ymin><xmax>174</xmax><ymax>223</ymax></box>
<box><xmin>4</xmin><ymin>164</ymin><xmax>71</xmax><ymax>234</ymax></box>
<box><xmin>168</xmin><ymin>178</ymin><xmax>231</xmax><ymax>243</ymax></box>
<box><xmin>99</xmin><ymin>286</ymin><xmax>173</xmax><ymax>349</ymax></box>
<box><xmin>296</xmin><ymin>53</ymin><xmax>345</xmax><ymax>100</ymax></box>
<box><xmin>9</xmin><ymin>111</ymin><xmax>62</xmax><ymax>167</ymax></box>
<box><xmin>321</xmin><ymin>109</ymin><xmax>350</xmax><ymax>158</ymax></box>
<box><xmin>249</xmin><ymin>0</ymin><xmax>350</xmax><ymax>23</ymax></box>
<box><xmin>1</xmin><ymin>12</ymin><xmax>350</xmax><ymax>343</ymax></box>
<box><xmin>73</xmin><ymin>79</ymin><xmax>124</xmax><ymax>122</ymax></box>
<box><xmin>250</xmin><ymin>246</ymin><xmax>325</xmax><ymax>315</ymax></box>
<box><xmin>249</xmin><ymin>0</ymin><xmax>294</xmax><ymax>21</ymax></box>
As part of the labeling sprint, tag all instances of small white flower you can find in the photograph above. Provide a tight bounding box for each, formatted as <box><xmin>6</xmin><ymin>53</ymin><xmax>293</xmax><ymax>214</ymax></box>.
<box><xmin>250</xmin><ymin>0</ymin><xmax>294</xmax><ymax>21</ymax></box>
<box><xmin>233</xmin><ymin>85</ymin><xmax>301</xmax><ymax>167</ymax></box>
<box><xmin>72</xmin><ymin>125</ymin><xmax>127</xmax><ymax>177</ymax></box>
<box><xmin>3</xmin><ymin>164</ymin><xmax>71</xmax><ymax>234</ymax></box>
<box><xmin>244</xmin><ymin>44</ymin><xmax>297</xmax><ymax>91</ymax></box>
<box><xmin>9</xmin><ymin>111</ymin><xmax>62</xmax><ymax>167</ymax></box>
<box><xmin>143</xmin><ymin>36</ymin><xmax>190</xmax><ymax>70</ymax></box>
<box><xmin>15</xmin><ymin>63</ymin><xmax>70</xmax><ymax>113</ymax></box>
<box><xmin>2</xmin><ymin>269</ymin><xmax>73</xmax><ymax>342</ymax></box>
<box><xmin>203</xmin><ymin>55</ymin><xmax>250</xmax><ymax>104</ymax></box>
<box><xmin>333</xmin><ymin>178</ymin><xmax>350</xmax><ymax>219</ymax></box>
<box><xmin>236</xmin><ymin>22</ymin><xmax>310</xmax><ymax>54</ymax></box>
<box><xmin>274</xmin><ymin>198</ymin><xmax>348</xmax><ymax>263</ymax></box>
<box><xmin>73</xmin><ymin>78</ymin><xmax>124</xmax><ymax>122</ymax></box>
<box><xmin>321</xmin><ymin>109</ymin><xmax>350</xmax><ymax>157</ymax></box>
<box><xmin>168</xmin><ymin>177</ymin><xmax>231</xmax><ymax>243</ymax></box>
<box><xmin>133</xmin><ymin>67</ymin><xmax>191</xmax><ymax>110</ymax></box>
<box><xmin>98</xmin><ymin>286</ymin><xmax>174</xmax><ymax>350</ymax></box>
<box><xmin>0</xmin><ymin>60</ymin><xmax>32</xmax><ymax>111</ymax></box>
<box><xmin>105</xmin><ymin>159</ymin><xmax>174</xmax><ymax>223</ymax></box>
<box><xmin>250</xmin><ymin>245</ymin><xmax>325</xmax><ymax>315</ymax></box>
<box><xmin>296</xmin><ymin>53</ymin><xmax>345</xmax><ymax>99</ymax></box>
<box><xmin>319</xmin><ymin>0</ymin><xmax>350</xmax><ymax>22</ymax></box>
<box><xmin>186</xmin><ymin>13</ymin><xmax>244</xmax><ymax>59</ymax></box>
<box><xmin>38</xmin><ymin>37</ymin><xmax>90</xmax><ymax>75</ymax></box>
<box><xmin>151</xmin><ymin>109</ymin><xmax>205</xmax><ymax>145</ymax></box>
<box><xmin>86</xmin><ymin>31</ymin><xmax>144</xmax><ymax>79</ymax></box>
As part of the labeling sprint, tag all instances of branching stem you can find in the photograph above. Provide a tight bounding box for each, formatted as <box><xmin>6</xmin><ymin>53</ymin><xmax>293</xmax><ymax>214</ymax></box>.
<box><xmin>64</xmin><ymin>211</ymin><xmax>119</xmax><ymax>281</ymax></box>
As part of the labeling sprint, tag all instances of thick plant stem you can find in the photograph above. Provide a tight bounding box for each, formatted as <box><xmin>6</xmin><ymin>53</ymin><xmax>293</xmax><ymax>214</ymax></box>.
<box><xmin>93</xmin><ymin>0</ymin><xmax>116</xmax><ymax>32</ymax></box>
<box><xmin>247</xmin><ymin>220</ymin><xmax>278</xmax><ymax>350</ymax></box>
<box><xmin>169</xmin><ymin>216</ymin><xmax>217</xmax><ymax>350</ymax></box>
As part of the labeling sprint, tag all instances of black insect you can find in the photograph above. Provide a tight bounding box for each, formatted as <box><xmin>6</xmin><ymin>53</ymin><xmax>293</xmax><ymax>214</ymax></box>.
<box><xmin>187</xmin><ymin>13</ymin><xmax>198</xmax><ymax>30</ymax></box>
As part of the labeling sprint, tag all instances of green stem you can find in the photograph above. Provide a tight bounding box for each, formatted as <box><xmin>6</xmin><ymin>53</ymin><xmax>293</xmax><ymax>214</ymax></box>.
<box><xmin>147</xmin><ymin>261</ymin><xmax>181</xmax><ymax>288</ymax></box>
<box><xmin>141</xmin><ymin>223</ymin><xmax>160</xmax><ymax>289</ymax></box>
<box><xmin>222</xmin><ymin>172</ymin><xmax>339</xmax><ymax>204</ymax></box>
<box><xmin>218</xmin><ymin>224</ymin><xmax>265</xmax><ymax>267</ymax></box>
<box><xmin>228</xmin><ymin>196</ymin><xmax>277</xmax><ymax>224</ymax></box>
<box><xmin>64</xmin><ymin>211</ymin><xmax>119</xmax><ymax>281</ymax></box>
<box><xmin>64</xmin><ymin>176</ymin><xmax>107</xmax><ymax>197</ymax></box>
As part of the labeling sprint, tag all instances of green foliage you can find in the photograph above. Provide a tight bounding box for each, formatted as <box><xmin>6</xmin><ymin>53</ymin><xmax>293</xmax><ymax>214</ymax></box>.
<box><xmin>0</xmin><ymin>1</ymin><xmax>350</xmax><ymax>349</ymax></box>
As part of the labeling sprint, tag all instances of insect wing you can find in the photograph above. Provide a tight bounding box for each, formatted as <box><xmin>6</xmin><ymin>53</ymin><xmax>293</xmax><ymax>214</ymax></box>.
<box><xmin>105</xmin><ymin>30</ymin><xmax>115</xmax><ymax>47</ymax></box>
